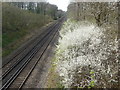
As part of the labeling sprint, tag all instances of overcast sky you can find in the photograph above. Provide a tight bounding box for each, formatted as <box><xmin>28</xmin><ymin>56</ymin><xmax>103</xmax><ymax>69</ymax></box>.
<box><xmin>47</xmin><ymin>0</ymin><xmax>118</xmax><ymax>11</ymax></box>
<box><xmin>47</xmin><ymin>0</ymin><xmax>70</xmax><ymax>11</ymax></box>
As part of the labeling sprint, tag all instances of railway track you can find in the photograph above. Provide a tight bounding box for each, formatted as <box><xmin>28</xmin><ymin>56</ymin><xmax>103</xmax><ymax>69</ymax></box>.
<box><xmin>1</xmin><ymin>17</ymin><xmax>65</xmax><ymax>89</ymax></box>
<box><xmin>1</xmin><ymin>22</ymin><xmax>58</xmax><ymax>81</ymax></box>
<box><xmin>2</xmin><ymin>21</ymin><xmax>56</xmax><ymax>68</ymax></box>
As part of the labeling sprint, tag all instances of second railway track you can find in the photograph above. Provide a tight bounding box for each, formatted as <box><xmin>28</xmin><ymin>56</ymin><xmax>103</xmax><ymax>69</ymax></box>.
<box><xmin>1</xmin><ymin>17</ymin><xmax>65</xmax><ymax>89</ymax></box>
<box><xmin>1</xmin><ymin>22</ymin><xmax>58</xmax><ymax>80</ymax></box>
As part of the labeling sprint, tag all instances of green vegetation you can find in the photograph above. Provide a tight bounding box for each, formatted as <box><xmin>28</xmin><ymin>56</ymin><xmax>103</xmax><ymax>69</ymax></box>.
<box><xmin>88</xmin><ymin>71</ymin><xmax>95</xmax><ymax>88</ymax></box>
<box><xmin>2</xmin><ymin>3</ymin><xmax>50</xmax><ymax>57</ymax></box>
<box><xmin>2</xmin><ymin>2</ymin><xmax>64</xmax><ymax>57</ymax></box>
<box><xmin>45</xmin><ymin>57</ymin><xmax>64</xmax><ymax>88</ymax></box>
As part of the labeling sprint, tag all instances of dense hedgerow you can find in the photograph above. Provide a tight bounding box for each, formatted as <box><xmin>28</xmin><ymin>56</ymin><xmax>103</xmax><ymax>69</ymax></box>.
<box><xmin>53</xmin><ymin>20</ymin><xmax>118</xmax><ymax>88</ymax></box>
<box><xmin>2</xmin><ymin>3</ymin><xmax>52</xmax><ymax>57</ymax></box>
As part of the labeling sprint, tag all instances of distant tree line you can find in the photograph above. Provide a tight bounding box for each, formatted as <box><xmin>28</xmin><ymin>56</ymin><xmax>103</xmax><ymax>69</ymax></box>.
<box><xmin>2</xmin><ymin>2</ymin><xmax>65</xmax><ymax>57</ymax></box>
<box><xmin>9</xmin><ymin>2</ymin><xmax>65</xmax><ymax>20</ymax></box>
<box><xmin>67</xmin><ymin>2</ymin><xmax>118</xmax><ymax>26</ymax></box>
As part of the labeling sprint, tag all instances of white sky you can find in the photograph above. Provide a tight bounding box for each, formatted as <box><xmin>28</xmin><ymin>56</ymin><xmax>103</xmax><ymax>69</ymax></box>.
<box><xmin>47</xmin><ymin>0</ymin><xmax>70</xmax><ymax>11</ymax></box>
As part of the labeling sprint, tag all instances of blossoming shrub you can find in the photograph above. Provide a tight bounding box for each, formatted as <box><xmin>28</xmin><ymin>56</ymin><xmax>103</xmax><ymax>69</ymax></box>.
<box><xmin>54</xmin><ymin>20</ymin><xmax>118</xmax><ymax>88</ymax></box>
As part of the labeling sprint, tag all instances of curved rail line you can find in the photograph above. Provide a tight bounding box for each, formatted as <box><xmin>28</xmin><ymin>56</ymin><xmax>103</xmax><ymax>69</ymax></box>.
<box><xmin>1</xmin><ymin>17</ymin><xmax>65</xmax><ymax>90</ymax></box>
<box><xmin>2</xmin><ymin>22</ymin><xmax>58</xmax><ymax>81</ymax></box>
<box><xmin>18</xmin><ymin>20</ymin><xmax>62</xmax><ymax>89</ymax></box>
<box><xmin>2</xmin><ymin>22</ymin><xmax>56</xmax><ymax>68</ymax></box>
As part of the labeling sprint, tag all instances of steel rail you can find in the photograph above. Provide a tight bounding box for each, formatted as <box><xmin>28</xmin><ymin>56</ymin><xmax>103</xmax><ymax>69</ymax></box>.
<box><xmin>1</xmin><ymin>17</ymin><xmax>64</xmax><ymax>90</ymax></box>
<box><xmin>18</xmin><ymin>20</ymin><xmax>62</xmax><ymax>90</ymax></box>
<box><xmin>2</xmin><ymin>22</ymin><xmax>57</xmax><ymax>68</ymax></box>
<box><xmin>1</xmin><ymin>22</ymin><xmax>58</xmax><ymax>81</ymax></box>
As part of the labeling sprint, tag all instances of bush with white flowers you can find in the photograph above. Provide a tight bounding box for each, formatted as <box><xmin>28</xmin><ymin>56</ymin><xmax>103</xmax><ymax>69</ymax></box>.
<box><xmin>54</xmin><ymin>20</ymin><xmax>118</xmax><ymax>88</ymax></box>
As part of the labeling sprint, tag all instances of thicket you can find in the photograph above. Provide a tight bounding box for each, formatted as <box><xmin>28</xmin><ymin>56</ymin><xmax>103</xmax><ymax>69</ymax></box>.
<box><xmin>67</xmin><ymin>2</ymin><xmax>118</xmax><ymax>27</ymax></box>
<box><xmin>2</xmin><ymin>2</ymin><xmax>64</xmax><ymax>57</ymax></box>
<box><xmin>55</xmin><ymin>21</ymin><xmax>118</xmax><ymax>88</ymax></box>
<box><xmin>50</xmin><ymin>2</ymin><xmax>119</xmax><ymax>88</ymax></box>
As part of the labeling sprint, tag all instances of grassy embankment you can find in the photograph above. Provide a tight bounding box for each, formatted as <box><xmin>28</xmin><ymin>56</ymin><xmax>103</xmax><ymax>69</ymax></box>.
<box><xmin>2</xmin><ymin>3</ymin><xmax>53</xmax><ymax>57</ymax></box>
<box><xmin>45</xmin><ymin>57</ymin><xmax>64</xmax><ymax>88</ymax></box>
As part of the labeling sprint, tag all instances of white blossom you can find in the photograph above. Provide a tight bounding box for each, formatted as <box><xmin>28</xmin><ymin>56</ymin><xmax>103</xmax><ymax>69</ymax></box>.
<box><xmin>54</xmin><ymin>20</ymin><xmax>118</xmax><ymax>88</ymax></box>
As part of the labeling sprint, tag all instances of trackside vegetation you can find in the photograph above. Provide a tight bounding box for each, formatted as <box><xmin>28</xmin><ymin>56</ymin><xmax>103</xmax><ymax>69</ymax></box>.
<box><xmin>2</xmin><ymin>2</ymin><xmax>64</xmax><ymax>57</ymax></box>
<box><xmin>46</xmin><ymin>2</ymin><xmax>119</xmax><ymax>88</ymax></box>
